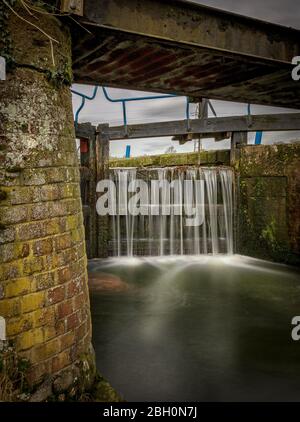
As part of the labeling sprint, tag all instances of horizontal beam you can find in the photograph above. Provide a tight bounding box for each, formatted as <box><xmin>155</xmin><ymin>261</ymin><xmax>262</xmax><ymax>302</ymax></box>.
<box><xmin>103</xmin><ymin>113</ymin><xmax>300</xmax><ymax>140</ymax></box>
<box><xmin>82</xmin><ymin>0</ymin><xmax>300</xmax><ymax>64</ymax></box>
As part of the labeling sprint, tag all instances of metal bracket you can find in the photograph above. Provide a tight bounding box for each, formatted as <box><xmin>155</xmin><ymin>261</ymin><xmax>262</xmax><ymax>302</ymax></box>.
<box><xmin>60</xmin><ymin>0</ymin><xmax>84</xmax><ymax>16</ymax></box>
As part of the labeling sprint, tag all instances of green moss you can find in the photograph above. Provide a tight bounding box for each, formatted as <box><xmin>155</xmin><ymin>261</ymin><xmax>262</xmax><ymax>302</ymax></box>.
<box><xmin>89</xmin><ymin>374</ymin><xmax>123</xmax><ymax>402</ymax></box>
<box><xmin>237</xmin><ymin>144</ymin><xmax>300</xmax><ymax>176</ymax></box>
<box><xmin>0</xmin><ymin>0</ymin><xmax>17</xmax><ymax>69</ymax></box>
<box><xmin>261</xmin><ymin>218</ymin><xmax>278</xmax><ymax>251</ymax></box>
<box><xmin>110</xmin><ymin>150</ymin><xmax>230</xmax><ymax>168</ymax></box>
<box><xmin>1</xmin><ymin>1</ymin><xmax>73</xmax><ymax>87</ymax></box>
<box><xmin>46</xmin><ymin>62</ymin><xmax>73</xmax><ymax>88</ymax></box>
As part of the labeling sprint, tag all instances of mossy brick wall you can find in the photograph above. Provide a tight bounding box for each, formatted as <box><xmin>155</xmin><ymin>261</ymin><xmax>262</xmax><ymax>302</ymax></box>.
<box><xmin>236</xmin><ymin>143</ymin><xmax>300</xmax><ymax>265</ymax></box>
<box><xmin>0</xmin><ymin>5</ymin><xmax>94</xmax><ymax>389</ymax></box>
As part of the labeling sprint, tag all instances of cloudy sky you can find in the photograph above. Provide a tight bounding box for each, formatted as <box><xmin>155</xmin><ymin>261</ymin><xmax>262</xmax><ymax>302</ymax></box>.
<box><xmin>72</xmin><ymin>0</ymin><xmax>300</xmax><ymax>157</ymax></box>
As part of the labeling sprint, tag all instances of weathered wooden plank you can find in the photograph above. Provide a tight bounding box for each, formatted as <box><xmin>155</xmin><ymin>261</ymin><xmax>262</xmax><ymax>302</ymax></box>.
<box><xmin>96</xmin><ymin>124</ymin><xmax>110</xmax><ymax>258</ymax></box>
<box><xmin>105</xmin><ymin>113</ymin><xmax>300</xmax><ymax>140</ymax></box>
<box><xmin>75</xmin><ymin>122</ymin><xmax>96</xmax><ymax>140</ymax></box>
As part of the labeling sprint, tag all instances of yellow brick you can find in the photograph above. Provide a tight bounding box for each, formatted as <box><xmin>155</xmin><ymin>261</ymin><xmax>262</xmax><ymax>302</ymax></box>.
<box><xmin>6</xmin><ymin>308</ymin><xmax>52</xmax><ymax>337</ymax></box>
<box><xmin>0</xmin><ymin>297</ymin><xmax>20</xmax><ymax>317</ymax></box>
<box><xmin>33</xmin><ymin>338</ymin><xmax>60</xmax><ymax>362</ymax></box>
<box><xmin>43</xmin><ymin>320</ymin><xmax>64</xmax><ymax>341</ymax></box>
<box><xmin>66</xmin><ymin>215</ymin><xmax>79</xmax><ymax>231</ymax></box>
<box><xmin>0</xmin><ymin>260</ymin><xmax>23</xmax><ymax>282</ymax></box>
<box><xmin>62</xmin><ymin>185</ymin><xmax>73</xmax><ymax>198</ymax></box>
<box><xmin>7</xmin><ymin>318</ymin><xmax>24</xmax><ymax>337</ymax></box>
<box><xmin>70</xmin><ymin>229</ymin><xmax>81</xmax><ymax>243</ymax></box>
<box><xmin>5</xmin><ymin>278</ymin><xmax>31</xmax><ymax>298</ymax></box>
<box><xmin>17</xmin><ymin>328</ymin><xmax>44</xmax><ymax>351</ymax></box>
<box><xmin>6</xmin><ymin>315</ymin><xmax>34</xmax><ymax>336</ymax></box>
<box><xmin>43</xmin><ymin>326</ymin><xmax>56</xmax><ymax>341</ymax></box>
<box><xmin>23</xmin><ymin>256</ymin><xmax>45</xmax><ymax>276</ymax></box>
<box><xmin>21</xmin><ymin>292</ymin><xmax>45</xmax><ymax>313</ymax></box>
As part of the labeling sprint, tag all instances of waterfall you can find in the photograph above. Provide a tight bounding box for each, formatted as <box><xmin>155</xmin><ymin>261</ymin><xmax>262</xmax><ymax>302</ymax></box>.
<box><xmin>109</xmin><ymin>167</ymin><xmax>234</xmax><ymax>256</ymax></box>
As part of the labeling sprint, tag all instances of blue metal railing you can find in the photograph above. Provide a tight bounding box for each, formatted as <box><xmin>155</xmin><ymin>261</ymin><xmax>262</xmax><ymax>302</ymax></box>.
<box><xmin>71</xmin><ymin>86</ymin><xmax>99</xmax><ymax>126</ymax></box>
<box><xmin>71</xmin><ymin>86</ymin><xmax>261</xmax><ymax>144</ymax></box>
<box><xmin>71</xmin><ymin>86</ymin><xmax>192</xmax><ymax>133</ymax></box>
<box><xmin>101</xmin><ymin>87</ymin><xmax>179</xmax><ymax>135</ymax></box>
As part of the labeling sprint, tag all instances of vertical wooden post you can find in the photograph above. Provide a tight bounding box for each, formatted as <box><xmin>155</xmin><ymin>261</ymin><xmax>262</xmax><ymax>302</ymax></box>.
<box><xmin>230</xmin><ymin>131</ymin><xmax>247</xmax><ymax>166</ymax></box>
<box><xmin>198</xmin><ymin>98</ymin><xmax>208</xmax><ymax>120</ymax></box>
<box><xmin>77</xmin><ymin>123</ymin><xmax>97</xmax><ymax>258</ymax></box>
<box><xmin>196</xmin><ymin>98</ymin><xmax>208</xmax><ymax>163</ymax></box>
<box><xmin>87</xmin><ymin>125</ymin><xmax>98</xmax><ymax>259</ymax></box>
<box><xmin>96</xmin><ymin>124</ymin><xmax>110</xmax><ymax>257</ymax></box>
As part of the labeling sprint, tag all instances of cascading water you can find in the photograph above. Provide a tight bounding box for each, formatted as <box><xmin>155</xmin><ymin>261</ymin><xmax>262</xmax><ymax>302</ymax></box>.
<box><xmin>108</xmin><ymin>167</ymin><xmax>234</xmax><ymax>256</ymax></box>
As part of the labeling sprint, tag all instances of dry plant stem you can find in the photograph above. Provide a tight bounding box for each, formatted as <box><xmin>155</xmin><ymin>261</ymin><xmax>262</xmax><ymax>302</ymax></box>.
<box><xmin>3</xmin><ymin>0</ymin><xmax>59</xmax><ymax>66</ymax></box>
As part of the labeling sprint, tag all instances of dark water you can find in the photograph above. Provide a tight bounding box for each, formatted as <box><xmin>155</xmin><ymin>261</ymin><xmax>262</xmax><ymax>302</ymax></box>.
<box><xmin>89</xmin><ymin>255</ymin><xmax>300</xmax><ymax>402</ymax></box>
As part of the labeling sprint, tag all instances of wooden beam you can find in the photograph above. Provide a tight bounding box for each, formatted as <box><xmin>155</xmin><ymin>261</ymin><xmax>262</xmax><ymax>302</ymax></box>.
<box><xmin>103</xmin><ymin>113</ymin><xmax>300</xmax><ymax>140</ymax></box>
<box><xmin>82</xmin><ymin>0</ymin><xmax>299</xmax><ymax>64</ymax></box>
<box><xmin>75</xmin><ymin>122</ymin><xmax>96</xmax><ymax>140</ymax></box>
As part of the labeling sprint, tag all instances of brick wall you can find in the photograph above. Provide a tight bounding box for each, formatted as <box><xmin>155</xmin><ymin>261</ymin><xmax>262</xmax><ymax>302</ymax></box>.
<box><xmin>236</xmin><ymin>143</ymin><xmax>300</xmax><ymax>266</ymax></box>
<box><xmin>0</xmin><ymin>7</ymin><xmax>94</xmax><ymax>392</ymax></box>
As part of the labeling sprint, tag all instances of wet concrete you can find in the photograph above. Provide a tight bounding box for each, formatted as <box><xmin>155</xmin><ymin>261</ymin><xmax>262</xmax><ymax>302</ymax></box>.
<box><xmin>89</xmin><ymin>255</ymin><xmax>300</xmax><ymax>402</ymax></box>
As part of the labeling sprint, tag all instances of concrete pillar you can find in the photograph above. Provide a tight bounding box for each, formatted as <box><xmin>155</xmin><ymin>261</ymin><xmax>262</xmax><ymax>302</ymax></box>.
<box><xmin>0</xmin><ymin>4</ymin><xmax>95</xmax><ymax>394</ymax></box>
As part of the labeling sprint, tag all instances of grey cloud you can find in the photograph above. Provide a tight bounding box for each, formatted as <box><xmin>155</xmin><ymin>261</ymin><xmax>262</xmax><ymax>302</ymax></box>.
<box><xmin>191</xmin><ymin>0</ymin><xmax>300</xmax><ymax>28</ymax></box>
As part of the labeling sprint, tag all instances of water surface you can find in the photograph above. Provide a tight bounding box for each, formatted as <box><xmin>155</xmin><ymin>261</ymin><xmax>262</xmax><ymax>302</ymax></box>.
<box><xmin>89</xmin><ymin>255</ymin><xmax>300</xmax><ymax>401</ymax></box>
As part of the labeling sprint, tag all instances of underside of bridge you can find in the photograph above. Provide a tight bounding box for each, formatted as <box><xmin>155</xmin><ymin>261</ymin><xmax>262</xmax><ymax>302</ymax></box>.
<box><xmin>69</xmin><ymin>0</ymin><xmax>300</xmax><ymax>108</ymax></box>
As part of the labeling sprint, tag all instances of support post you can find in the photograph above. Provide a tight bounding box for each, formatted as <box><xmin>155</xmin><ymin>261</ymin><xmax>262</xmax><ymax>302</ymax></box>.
<box><xmin>198</xmin><ymin>98</ymin><xmax>208</xmax><ymax>120</ymax></box>
<box><xmin>96</xmin><ymin>124</ymin><xmax>110</xmax><ymax>258</ymax></box>
<box><xmin>77</xmin><ymin>123</ymin><xmax>97</xmax><ymax>258</ymax></box>
<box><xmin>230</xmin><ymin>131</ymin><xmax>248</xmax><ymax>166</ymax></box>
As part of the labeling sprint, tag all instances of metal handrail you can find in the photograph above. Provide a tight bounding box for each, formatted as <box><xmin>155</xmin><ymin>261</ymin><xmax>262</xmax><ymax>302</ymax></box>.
<box><xmin>71</xmin><ymin>86</ymin><xmax>99</xmax><ymax>126</ymax></box>
<box><xmin>71</xmin><ymin>86</ymin><xmax>192</xmax><ymax>133</ymax></box>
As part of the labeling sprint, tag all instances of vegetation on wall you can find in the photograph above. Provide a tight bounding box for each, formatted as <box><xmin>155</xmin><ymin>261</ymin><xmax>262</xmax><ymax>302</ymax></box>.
<box><xmin>0</xmin><ymin>0</ymin><xmax>73</xmax><ymax>86</ymax></box>
<box><xmin>0</xmin><ymin>343</ymin><xmax>30</xmax><ymax>401</ymax></box>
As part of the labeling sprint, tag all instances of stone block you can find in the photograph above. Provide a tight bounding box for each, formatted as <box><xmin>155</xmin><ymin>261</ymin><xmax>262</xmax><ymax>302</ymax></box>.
<box><xmin>21</xmin><ymin>292</ymin><xmax>45</xmax><ymax>314</ymax></box>
<box><xmin>47</xmin><ymin>286</ymin><xmax>65</xmax><ymax>305</ymax></box>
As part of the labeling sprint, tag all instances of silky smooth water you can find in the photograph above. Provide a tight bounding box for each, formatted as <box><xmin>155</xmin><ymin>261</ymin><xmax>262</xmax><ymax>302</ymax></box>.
<box><xmin>89</xmin><ymin>255</ymin><xmax>300</xmax><ymax>402</ymax></box>
<box><xmin>109</xmin><ymin>167</ymin><xmax>233</xmax><ymax>256</ymax></box>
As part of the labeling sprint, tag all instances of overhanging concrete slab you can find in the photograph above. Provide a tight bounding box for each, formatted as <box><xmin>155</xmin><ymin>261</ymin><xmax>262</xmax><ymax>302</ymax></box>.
<box><xmin>70</xmin><ymin>0</ymin><xmax>300</xmax><ymax>108</ymax></box>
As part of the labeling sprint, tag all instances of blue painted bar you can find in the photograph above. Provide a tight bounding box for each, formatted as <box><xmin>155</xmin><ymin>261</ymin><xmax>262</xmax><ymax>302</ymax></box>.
<box><xmin>125</xmin><ymin>145</ymin><xmax>131</xmax><ymax>158</ymax></box>
<box><xmin>255</xmin><ymin>131</ymin><xmax>263</xmax><ymax>145</ymax></box>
